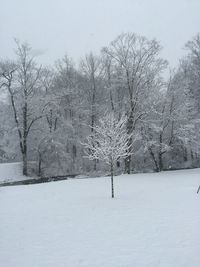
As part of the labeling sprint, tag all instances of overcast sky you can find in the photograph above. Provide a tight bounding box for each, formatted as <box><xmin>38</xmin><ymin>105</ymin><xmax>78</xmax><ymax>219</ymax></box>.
<box><xmin>1</xmin><ymin>0</ymin><xmax>199</xmax><ymax>67</ymax></box>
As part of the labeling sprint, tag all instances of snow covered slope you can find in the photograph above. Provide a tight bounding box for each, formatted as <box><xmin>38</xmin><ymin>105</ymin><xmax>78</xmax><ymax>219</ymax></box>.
<box><xmin>0</xmin><ymin>162</ymin><xmax>28</xmax><ymax>183</ymax></box>
<box><xmin>0</xmin><ymin>169</ymin><xmax>200</xmax><ymax>267</ymax></box>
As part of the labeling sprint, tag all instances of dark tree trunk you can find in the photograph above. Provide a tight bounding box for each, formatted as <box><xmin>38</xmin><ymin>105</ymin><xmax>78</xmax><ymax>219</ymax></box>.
<box><xmin>158</xmin><ymin>152</ymin><xmax>163</xmax><ymax>172</ymax></box>
<box><xmin>191</xmin><ymin>149</ymin><xmax>194</xmax><ymax>161</ymax></box>
<box><xmin>110</xmin><ymin>162</ymin><xmax>114</xmax><ymax>198</ymax></box>
<box><xmin>38</xmin><ymin>152</ymin><xmax>42</xmax><ymax>177</ymax></box>
<box><xmin>94</xmin><ymin>159</ymin><xmax>97</xmax><ymax>171</ymax></box>
<box><xmin>148</xmin><ymin>147</ymin><xmax>160</xmax><ymax>172</ymax></box>
<box><xmin>125</xmin><ymin>112</ymin><xmax>134</xmax><ymax>174</ymax></box>
<box><xmin>183</xmin><ymin>147</ymin><xmax>188</xmax><ymax>162</ymax></box>
<box><xmin>158</xmin><ymin>132</ymin><xmax>164</xmax><ymax>172</ymax></box>
<box><xmin>116</xmin><ymin>161</ymin><xmax>120</xmax><ymax>168</ymax></box>
<box><xmin>125</xmin><ymin>155</ymin><xmax>131</xmax><ymax>174</ymax></box>
<box><xmin>91</xmin><ymin>90</ymin><xmax>97</xmax><ymax>171</ymax></box>
<box><xmin>22</xmin><ymin>102</ymin><xmax>28</xmax><ymax>176</ymax></box>
<box><xmin>23</xmin><ymin>151</ymin><xmax>28</xmax><ymax>176</ymax></box>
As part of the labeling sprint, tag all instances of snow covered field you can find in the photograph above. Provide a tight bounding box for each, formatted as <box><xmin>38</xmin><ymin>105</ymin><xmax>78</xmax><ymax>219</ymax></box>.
<box><xmin>0</xmin><ymin>168</ymin><xmax>200</xmax><ymax>267</ymax></box>
<box><xmin>0</xmin><ymin>162</ymin><xmax>28</xmax><ymax>183</ymax></box>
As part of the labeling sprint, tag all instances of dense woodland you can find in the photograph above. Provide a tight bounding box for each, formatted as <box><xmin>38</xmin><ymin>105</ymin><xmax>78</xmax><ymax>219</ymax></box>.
<box><xmin>0</xmin><ymin>32</ymin><xmax>200</xmax><ymax>177</ymax></box>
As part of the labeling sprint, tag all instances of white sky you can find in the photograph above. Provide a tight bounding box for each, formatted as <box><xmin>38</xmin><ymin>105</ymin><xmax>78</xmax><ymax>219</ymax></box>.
<box><xmin>1</xmin><ymin>0</ymin><xmax>200</xmax><ymax>67</ymax></box>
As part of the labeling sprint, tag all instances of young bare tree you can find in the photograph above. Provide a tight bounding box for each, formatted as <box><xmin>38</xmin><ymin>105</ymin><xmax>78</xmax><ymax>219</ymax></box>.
<box><xmin>82</xmin><ymin>113</ymin><xmax>133</xmax><ymax>198</ymax></box>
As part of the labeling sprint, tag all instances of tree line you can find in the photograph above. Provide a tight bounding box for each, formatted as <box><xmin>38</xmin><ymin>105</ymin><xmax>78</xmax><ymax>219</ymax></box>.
<box><xmin>0</xmin><ymin>33</ymin><xmax>200</xmax><ymax>177</ymax></box>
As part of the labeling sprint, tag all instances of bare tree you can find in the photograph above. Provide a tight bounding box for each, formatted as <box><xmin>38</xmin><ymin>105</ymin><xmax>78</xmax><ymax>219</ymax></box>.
<box><xmin>82</xmin><ymin>113</ymin><xmax>133</xmax><ymax>198</ymax></box>
<box><xmin>0</xmin><ymin>41</ymin><xmax>42</xmax><ymax>175</ymax></box>
<box><xmin>80</xmin><ymin>52</ymin><xmax>105</xmax><ymax>132</ymax></box>
<box><xmin>80</xmin><ymin>52</ymin><xmax>105</xmax><ymax>170</ymax></box>
<box><xmin>102</xmin><ymin>33</ymin><xmax>167</xmax><ymax>173</ymax></box>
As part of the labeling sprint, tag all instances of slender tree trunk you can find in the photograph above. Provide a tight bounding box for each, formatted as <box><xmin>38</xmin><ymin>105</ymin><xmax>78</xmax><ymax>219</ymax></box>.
<box><xmin>110</xmin><ymin>162</ymin><xmax>114</xmax><ymax>198</ymax></box>
<box><xmin>158</xmin><ymin>152</ymin><xmax>163</xmax><ymax>171</ymax></box>
<box><xmin>125</xmin><ymin>136</ymin><xmax>132</xmax><ymax>174</ymax></box>
<box><xmin>125</xmin><ymin>155</ymin><xmax>131</xmax><ymax>174</ymax></box>
<box><xmin>23</xmin><ymin>151</ymin><xmax>28</xmax><ymax>176</ymax></box>
<box><xmin>125</xmin><ymin>112</ymin><xmax>134</xmax><ymax>174</ymax></box>
<box><xmin>183</xmin><ymin>147</ymin><xmax>188</xmax><ymax>162</ymax></box>
<box><xmin>22</xmin><ymin>102</ymin><xmax>28</xmax><ymax>176</ymax></box>
<box><xmin>148</xmin><ymin>147</ymin><xmax>160</xmax><ymax>172</ymax></box>
<box><xmin>158</xmin><ymin>156</ymin><xmax>163</xmax><ymax>171</ymax></box>
<box><xmin>91</xmin><ymin>87</ymin><xmax>97</xmax><ymax>171</ymax></box>
<box><xmin>110</xmin><ymin>90</ymin><xmax>115</xmax><ymax>111</ymax></box>
<box><xmin>38</xmin><ymin>152</ymin><xmax>42</xmax><ymax>177</ymax></box>
<box><xmin>158</xmin><ymin>133</ymin><xmax>164</xmax><ymax>171</ymax></box>
<box><xmin>191</xmin><ymin>149</ymin><xmax>194</xmax><ymax>161</ymax></box>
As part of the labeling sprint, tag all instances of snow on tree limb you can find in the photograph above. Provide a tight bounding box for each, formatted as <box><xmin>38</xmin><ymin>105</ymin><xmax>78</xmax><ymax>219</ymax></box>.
<box><xmin>82</xmin><ymin>113</ymin><xmax>137</xmax><ymax>166</ymax></box>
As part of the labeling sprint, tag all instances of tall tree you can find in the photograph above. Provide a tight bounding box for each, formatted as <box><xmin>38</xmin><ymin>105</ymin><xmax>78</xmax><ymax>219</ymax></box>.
<box><xmin>80</xmin><ymin>52</ymin><xmax>106</xmax><ymax>170</ymax></box>
<box><xmin>103</xmin><ymin>33</ymin><xmax>167</xmax><ymax>173</ymax></box>
<box><xmin>0</xmin><ymin>41</ymin><xmax>42</xmax><ymax>175</ymax></box>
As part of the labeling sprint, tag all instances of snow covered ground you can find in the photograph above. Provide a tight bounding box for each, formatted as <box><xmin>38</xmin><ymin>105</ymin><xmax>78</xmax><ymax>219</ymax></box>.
<box><xmin>0</xmin><ymin>162</ymin><xmax>28</xmax><ymax>183</ymax></box>
<box><xmin>0</xmin><ymin>168</ymin><xmax>200</xmax><ymax>267</ymax></box>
